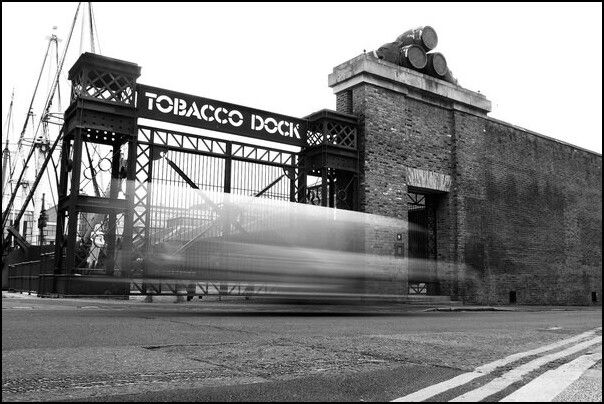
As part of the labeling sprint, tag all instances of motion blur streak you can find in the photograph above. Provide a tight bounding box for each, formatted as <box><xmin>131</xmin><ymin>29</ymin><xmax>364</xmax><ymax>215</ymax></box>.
<box><xmin>121</xmin><ymin>184</ymin><xmax>406</xmax><ymax>300</ymax></box>
<box><xmin>96</xmin><ymin>185</ymin><xmax>466</xmax><ymax>302</ymax></box>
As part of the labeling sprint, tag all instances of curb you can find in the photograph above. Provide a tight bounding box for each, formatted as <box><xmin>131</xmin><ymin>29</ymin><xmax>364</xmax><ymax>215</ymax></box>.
<box><xmin>423</xmin><ymin>306</ymin><xmax>515</xmax><ymax>312</ymax></box>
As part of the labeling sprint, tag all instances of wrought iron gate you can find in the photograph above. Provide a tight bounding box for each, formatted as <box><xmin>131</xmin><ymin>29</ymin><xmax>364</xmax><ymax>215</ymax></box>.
<box><xmin>45</xmin><ymin>52</ymin><xmax>360</xmax><ymax>297</ymax></box>
<box><xmin>407</xmin><ymin>190</ymin><xmax>439</xmax><ymax>295</ymax></box>
<box><xmin>130</xmin><ymin>126</ymin><xmax>300</xmax><ymax>295</ymax></box>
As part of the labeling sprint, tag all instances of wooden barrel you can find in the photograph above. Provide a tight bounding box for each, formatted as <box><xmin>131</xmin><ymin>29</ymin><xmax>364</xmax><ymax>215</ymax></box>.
<box><xmin>425</xmin><ymin>52</ymin><xmax>448</xmax><ymax>77</ymax></box>
<box><xmin>376</xmin><ymin>42</ymin><xmax>402</xmax><ymax>65</ymax></box>
<box><xmin>400</xmin><ymin>45</ymin><xmax>427</xmax><ymax>70</ymax></box>
<box><xmin>376</xmin><ymin>43</ymin><xmax>427</xmax><ymax>70</ymax></box>
<box><xmin>396</xmin><ymin>26</ymin><xmax>438</xmax><ymax>51</ymax></box>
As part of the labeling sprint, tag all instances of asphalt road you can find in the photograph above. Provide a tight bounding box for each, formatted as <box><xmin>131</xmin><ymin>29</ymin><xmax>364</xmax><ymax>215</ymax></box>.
<box><xmin>2</xmin><ymin>293</ymin><xmax>602</xmax><ymax>402</ymax></box>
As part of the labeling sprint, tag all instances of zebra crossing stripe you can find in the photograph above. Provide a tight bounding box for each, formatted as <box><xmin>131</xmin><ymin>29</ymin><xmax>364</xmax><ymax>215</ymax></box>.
<box><xmin>391</xmin><ymin>327</ymin><xmax>601</xmax><ymax>402</ymax></box>
<box><xmin>449</xmin><ymin>336</ymin><xmax>602</xmax><ymax>402</ymax></box>
<box><xmin>499</xmin><ymin>350</ymin><xmax>602</xmax><ymax>402</ymax></box>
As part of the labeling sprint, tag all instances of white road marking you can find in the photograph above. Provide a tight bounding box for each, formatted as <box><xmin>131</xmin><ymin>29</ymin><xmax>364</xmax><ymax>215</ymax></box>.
<box><xmin>391</xmin><ymin>327</ymin><xmax>601</xmax><ymax>402</ymax></box>
<box><xmin>449</xmin><ymin>336</ymin><xmax>602</xmax><ymax>402</ymax></box>
<box><xmin>499</xmin><ymin>350</ymin><xmax>602</xmax><ymax>402</ymax></box>
<box><xmin>391</xmin><ymin>372</ymin><xmax>485</xmax><ymax>402</ymax></box>
<box><xmin>475</xmin><ymin>327</ymin><xmax>601</xmax><ymax>374</ymax></box>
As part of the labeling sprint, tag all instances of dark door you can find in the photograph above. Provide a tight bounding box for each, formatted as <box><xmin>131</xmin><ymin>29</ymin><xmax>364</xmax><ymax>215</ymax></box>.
<box><xmin>408</xmin><ymin>208</ymin><xmax>428</xmax><ymax>283</ymax></box>
<box><xmin>407</xmin><ymin>191</ymin><xmax>438</xmax><ymax>295</ymax></box>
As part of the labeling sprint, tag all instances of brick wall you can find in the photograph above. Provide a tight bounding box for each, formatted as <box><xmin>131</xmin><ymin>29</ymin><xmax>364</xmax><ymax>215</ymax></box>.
<box><xmin>337</xmin><ymin>86</ymin><xmax>410</xmax><ymax>295</ymax></box>
<box><xmin>335</xmin><ymin>79</ymin><xmax>602</xmax><ymax>305</ymax></box>
<box><xmin>457</xmin><ymin>116</ymin><xmax>602</xmax><ymax>305</ymax></box>
<box><xmin>338</xmin><ymin>84</ymin><xmax>459</xmax><ymax>296</ymax></box>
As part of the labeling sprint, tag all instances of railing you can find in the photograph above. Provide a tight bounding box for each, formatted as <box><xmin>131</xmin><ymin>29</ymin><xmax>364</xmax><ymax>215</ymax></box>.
<box><xmin>7</xmin><ymin>253</ymin><xmax>54</xmax><ymax>294</ymax></box>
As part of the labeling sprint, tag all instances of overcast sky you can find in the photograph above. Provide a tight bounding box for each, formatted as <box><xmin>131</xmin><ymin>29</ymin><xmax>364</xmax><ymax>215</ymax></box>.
<box><xmin>2</xmin><ymin>2</ymin><xmax>602</xmax><ymax>153</ymax></box>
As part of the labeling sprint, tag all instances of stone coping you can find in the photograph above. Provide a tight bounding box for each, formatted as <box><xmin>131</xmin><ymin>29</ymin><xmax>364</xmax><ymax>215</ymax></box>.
<box><xmin>329</xmin><ymin>53</ymin><xmax>492</xmax><ymax>114</ymax></box>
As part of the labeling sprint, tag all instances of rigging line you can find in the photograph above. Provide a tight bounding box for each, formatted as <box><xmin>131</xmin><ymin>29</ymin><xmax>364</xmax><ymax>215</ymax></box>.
<box><xmin>2</xmin><ymin>128</ymin><xmax>64</xmax><ymax>231</ymax></box>
<box><xmin>8</xmin><ymin>68</ymin><xmax>51</xmax><ymax>199</ymax></box>
<box><xmin>3</xmin><ymin>90</ymin><xmax>14</xmax><ymax>143</ymax></box>
<box><xmin>45</xmin><ymin>162</ymin><xmax>57</xmax><ymax>209</ymax></box>
<box><xmin>90</xmin><ymin>2</ymin><xmax>101</xmax><ymax>54</ymax></box>
<box><xmin>54</xmin><ymin>35</ymin><xmax>62</xmax><ymax>111</ymax></box>
<box><xmin>14</xmin><ymin>113</ymin><xmax>36</xmax><ymax>179</ymax></box>
<box><xmin>2</xmin><ymin>3</ymin><xmax>80</xmax><ymax>229</ymax></box>
<box><xmin>9</xmin><ymin>108</ymin><xmax>41</xmax><ymax>196</ymax></box>
<box><xmin>32</xmin><ymin>2</ymin><xmax>81</xmax><ymax>144</ymax></box>
<box><xmin>79</xmin><ymin>2</ymin><xmax>85</xmax><ymax>54</ymax></box>
<box><xmin>17</xmin><ymin>38</ymin><xmax>52</xmax><ymax>149</ymax></box>
<box><xmin>50</xmin><ymin>151</ymin><xmax>60</xmax><ymax>201</ymax></box>
<box><xmin>41</xmin><ymin>120</ymin><xmax>64</xmax><ymax>126</ymax></box>
<box><xmin>88</xmin><ymin>2</ymin><xmax>95</xmax><ymax>54</ymax></box>
<box><xmin>2</xmin><ymin>91</ymin><xmax>14</xmax><ymax>147</ymax></box>
<box><xmin>2</xmin><ymin>92</ymin><xmax>14</xmax><ymax>196</ymax></box>
<box><xmin>47</xmin><ymin>40</ymin><xmax>53</xmax><ymax>101</ymax></box>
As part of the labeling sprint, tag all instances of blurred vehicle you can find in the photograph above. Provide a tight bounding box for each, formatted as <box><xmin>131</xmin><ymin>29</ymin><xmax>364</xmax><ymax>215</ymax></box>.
<box><xmin>141</xmin><ymin>187</ymin><xmax>405</xmax><ymax>301</ymax></box>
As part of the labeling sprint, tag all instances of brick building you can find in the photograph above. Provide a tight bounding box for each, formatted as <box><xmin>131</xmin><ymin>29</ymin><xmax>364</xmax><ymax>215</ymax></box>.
<box><xmin>329</xmin><ymin>53</ymin><xmax>602</xmax><ymax>305</ymax></box>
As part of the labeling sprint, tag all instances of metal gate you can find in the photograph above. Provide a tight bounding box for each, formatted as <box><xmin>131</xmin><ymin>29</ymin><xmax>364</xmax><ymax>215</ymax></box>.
<box><xmin>407</xmin><ymin>190</ymin><xmax>438</xmax><ymax>295</ymax></box>
<box><xmin>130</xmin><ymin>126</ymin><xmax>300</xmax><ymax>295</ymax></box>
<box><xmin>44</xmin><ymin>52</ymin><xmax>359</xmax><ymax>297</ymax></box>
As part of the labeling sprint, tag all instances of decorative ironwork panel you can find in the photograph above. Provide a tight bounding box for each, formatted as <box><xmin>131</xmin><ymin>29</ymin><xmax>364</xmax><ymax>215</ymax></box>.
<box><xmin>140</xmin><ymin>127</ymin><xmax>227</xmax><ymax>155</ymax></box>
<box><xmin>334</xmin><ymin>171</ymin><xmax>356</xmax><ymax>210</ymax></box>
<box><xmin>307</xmin><ymin>120</ymin><xmax>357</xmax><ymax>149</ymax></box>
<box><xmin>137</xmin><ymin>126</ymin><xmax>296</xmax><ymax>168</ymax></box>
<box><xmin>408</xmin><ymin>282</ymin><xmax>428</xmax><ymax>295</ymax></box>
<box><xmin>133</xmin><ymin>143</ymin><xmax>151</xmax><ymax>252</ymax></box>
<box><xmin>305</xmin><ymin>110</ymin><xmax>358</xmax><ymax>150</ymax></box>
<box><xmin>231</xmin><ymin>144</ymin><xmax>294</xmax><ymax>167</ymax></box>
<box><xmin>71</xmin><ymin>70</ymin><xmax>136</xmax><ymax>104</ymax></box>
<box><xmin>407</xmin><ymin>192</ymin><xmax>426</xmax><ymax>211</ymax></box>
<box><xmin>68</xmin><ymin>52</ymin><xmax>140</xmax><ymax>106</ymax></box>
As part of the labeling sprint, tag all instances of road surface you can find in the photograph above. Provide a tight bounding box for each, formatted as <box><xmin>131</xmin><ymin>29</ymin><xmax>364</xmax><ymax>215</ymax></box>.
<box><xmin>2</xmin><ymin>293</ymin><xmax>601</xmax><ymax>401</ymax></box>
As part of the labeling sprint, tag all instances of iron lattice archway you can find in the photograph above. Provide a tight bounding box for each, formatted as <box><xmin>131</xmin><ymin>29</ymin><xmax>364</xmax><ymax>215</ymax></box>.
<box><xmin>45</xmin><ymin>52</ymin><xmax>360</xmax><ymax>297</ymax></box>
<box><xmin>130</xmin><ymin>125</ymin><xmax>302</xmax><ymax>296</ymax></box>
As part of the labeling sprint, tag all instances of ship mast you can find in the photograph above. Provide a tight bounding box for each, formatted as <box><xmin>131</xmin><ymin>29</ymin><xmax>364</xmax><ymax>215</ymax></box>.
<box><xmin>1</xmin><ymin>90</ymin><xmax>15</xmax><ymax>200</ymax></box>
<box><xmin>2</xmin><ymin>2</ymin><xmax>82</xmax><ymax>232</ymax></box>
<box><xmin>2</xmin><ymin>2</ymin><xmax>104</xmax><ymax>258</ymax></box>
<box><xmin>2</xmin><ymin>28</ymin><xmax>62</xmax><ymax>231</ymax></box>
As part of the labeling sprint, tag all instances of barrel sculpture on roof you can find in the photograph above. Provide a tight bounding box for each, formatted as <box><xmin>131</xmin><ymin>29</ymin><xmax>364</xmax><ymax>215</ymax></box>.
<box><xmin>425</xmin><ymin>52</ymin><xmax>447</xmax><ymax>78</ymax></box>
<box><xmin>375</xmin><ymin>25</ymin><xmax>458</xmax><ymax>85</ymax></box>
<box><xmin>396</xmin><ymin>26</ymin><xmax>438</xmax><ymax>51</ymax></box>
<box><xmin>377</xmin><ymin>42</ymin><xmax>427</xmax><ymax>70</ymax></box>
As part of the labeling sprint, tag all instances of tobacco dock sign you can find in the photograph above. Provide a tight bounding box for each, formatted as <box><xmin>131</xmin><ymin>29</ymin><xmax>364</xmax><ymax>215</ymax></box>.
<box><xmin>137</xmin><ymin>84</ymin><xmax>308</xmax><ymax>147</ymax></box>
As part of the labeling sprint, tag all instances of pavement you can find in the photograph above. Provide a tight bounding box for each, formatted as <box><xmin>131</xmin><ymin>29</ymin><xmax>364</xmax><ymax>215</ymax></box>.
<box><xmin>3</xmin><ymin>291</ymin><xmax>601</xmax><ymax>313</ymax></box>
